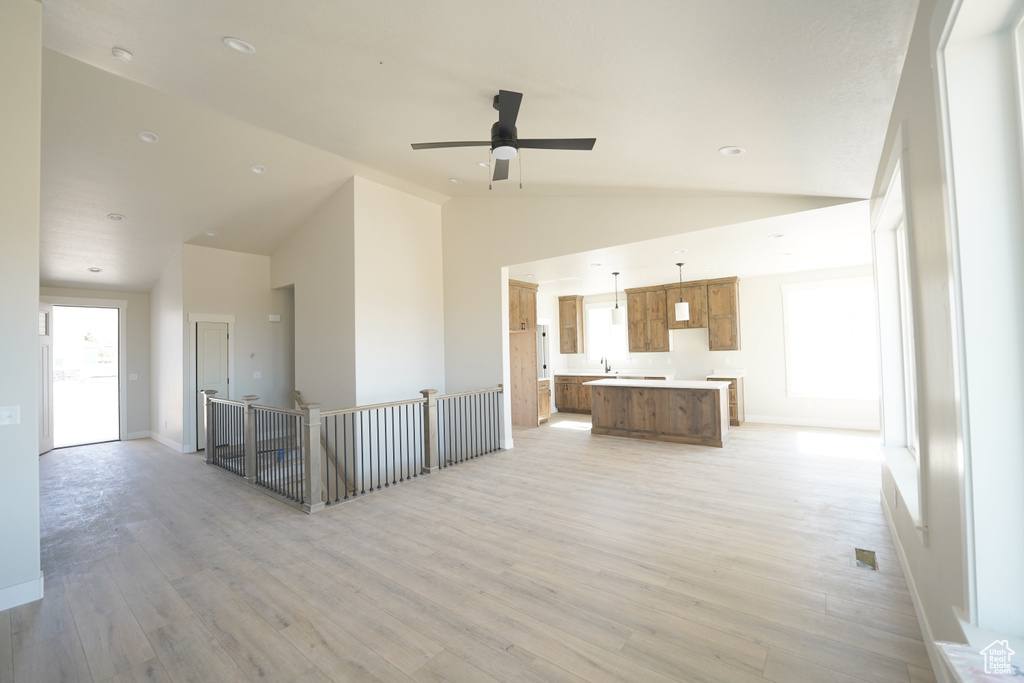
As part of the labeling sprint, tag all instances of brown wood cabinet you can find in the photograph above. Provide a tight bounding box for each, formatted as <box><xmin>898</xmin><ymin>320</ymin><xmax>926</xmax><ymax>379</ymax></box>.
<box><xmin>706</xmin><ymin>278</ymin><xmax>740</xmax><ymax>351</ymax></box>
<box><xmin>509</xmin><ymin>279</ymin><xmax>538</xmax><ymax>332</ymax></box>
<box><xmin>625</xmin><ymin>286</ymin><xmax>669</xmax><ymax>353</ymax></box>
<box><xmin>707</xmin><ymin>375</ymin><xmax>744</xmax><ymax>426</ymax></box>
<box><xmin>553</xmin><ymin>375</ymin><xmax>606</xmax><ymax>414</ymax></box>
<box><xmin>538</xmin><ymin>379</ymin><xmax>551</xmax><ymax>423</ymax></box>
<box><xmin>590</xmin><ymin>382</ymin><xmax>730</xmax><ymax>447</ymax></box>
<box><xmin>510</xmin><ymin>330</ymin><xmax>538</xmax><ymax>427</ymax></box>
<box><xmin>558</xmin><ymin>295</ymin><xmax>585</xmax><ymax>354</ymax></box>
<box><xmin>664</xmin><ymin>282</ymin><xmax>708</xmax><ymax>330</ymax></box>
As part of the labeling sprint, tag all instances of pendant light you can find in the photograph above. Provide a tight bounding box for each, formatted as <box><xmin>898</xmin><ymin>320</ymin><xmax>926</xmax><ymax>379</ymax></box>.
<box><xmin>674</xmin><ymin>262</ymin><xmax>690</xmax><ymax>322</ymax></box>
<box><xmin>611</xmin><ymin>271</ymin><xmax>625</xmax><ymax>325</ymax></box>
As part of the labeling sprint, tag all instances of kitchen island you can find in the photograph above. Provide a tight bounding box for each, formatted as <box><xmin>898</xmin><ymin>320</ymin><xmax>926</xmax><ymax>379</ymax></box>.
<box><xmin>584</xmin><ymin>379</ymin><xmax>731</xmax><ymax>447</ymax></box>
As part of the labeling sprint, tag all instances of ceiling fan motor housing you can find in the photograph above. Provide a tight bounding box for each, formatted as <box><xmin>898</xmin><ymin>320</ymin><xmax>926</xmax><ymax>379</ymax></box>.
<box><xmin>490</xmin><ymin>122</ymin><xmax>518</xmax><ymax>159</ymax></box>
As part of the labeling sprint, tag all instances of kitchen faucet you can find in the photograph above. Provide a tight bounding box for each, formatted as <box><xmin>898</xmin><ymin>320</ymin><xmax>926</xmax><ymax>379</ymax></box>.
<box><xmin>600</xmin><ymin>356</ymin><xmax>612</xmax><ymax>373</ymax></box>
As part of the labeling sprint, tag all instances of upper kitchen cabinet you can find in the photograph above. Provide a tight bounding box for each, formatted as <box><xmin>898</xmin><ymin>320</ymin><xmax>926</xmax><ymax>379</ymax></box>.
<box><xmin>664</xmin><ymin>282</ymin><xmax>708</xmax><ymax>330</ymax></box>
<box><xmin>509</xmin><ymin>279</ymin><xmax>538</xmax><ymax>332</ymax></box>
<box><xmin>706</xmin><ymin>277</ymin><xmax>740</xmax><ymax>351</ymax></box>
<box><xmin>558</xmin><ymin>295</ymin><xmax>585</xmax><ymax>354</ymax></box>
<box><xmin>625</xmin><ymin>286</ymin><xmax>669</xmax><ymax>353</ymax></box>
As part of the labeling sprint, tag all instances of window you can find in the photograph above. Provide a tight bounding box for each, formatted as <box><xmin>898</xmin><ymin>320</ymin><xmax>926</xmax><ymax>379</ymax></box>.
<box><xmin>585</xmin><ymin>302</ymin><xmax>629</xmax><ymax>363</ymax></box>
<box><xmin>782</xmin><ymin>277</ymin><xmax>879</xmax><ymax>400</ymax></box>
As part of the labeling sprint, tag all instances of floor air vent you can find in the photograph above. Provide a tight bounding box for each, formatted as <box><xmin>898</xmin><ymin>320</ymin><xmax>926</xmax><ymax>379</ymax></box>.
<box><xmin>855</xmin><ymin>548</ymin><xmax>878</xmax><ymax>570</ymax></box>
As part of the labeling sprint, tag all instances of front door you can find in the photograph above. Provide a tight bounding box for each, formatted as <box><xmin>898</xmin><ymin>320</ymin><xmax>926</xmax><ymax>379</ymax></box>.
<box><xmin>39</xmin><ymin>303</ymin><xmax>53</xmax><ymax>454</ymax></box>
<box><xmin>196</xmin><ymin>322</ymin><xmax>229</xmax><ymax>450</ymax></box>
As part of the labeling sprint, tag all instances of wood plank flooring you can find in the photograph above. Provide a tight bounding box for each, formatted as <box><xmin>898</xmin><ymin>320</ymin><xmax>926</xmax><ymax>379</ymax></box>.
<box><xmin>1</xmin><ymin>414</ymin><xmax>934</xmax><ymax>682</ymax></box>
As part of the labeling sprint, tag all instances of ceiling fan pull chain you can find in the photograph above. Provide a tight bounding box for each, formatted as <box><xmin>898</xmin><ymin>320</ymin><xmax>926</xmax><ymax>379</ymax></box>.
<box><xmin>519</xmin><ymin>151</ymin><xmax>523</xmax><ymax>189</ymax></box>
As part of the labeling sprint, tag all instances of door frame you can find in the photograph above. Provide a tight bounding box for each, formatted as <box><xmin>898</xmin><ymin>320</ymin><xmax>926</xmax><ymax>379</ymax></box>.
<box><xmin>41</xmin><ymin>296</ymin><xmax>128</xmax><ymax>442</ymax></box>
<box><xmin>187</xmin><ymin>313</ymin><xmax>235</xmax><ymax>453</ymax></box>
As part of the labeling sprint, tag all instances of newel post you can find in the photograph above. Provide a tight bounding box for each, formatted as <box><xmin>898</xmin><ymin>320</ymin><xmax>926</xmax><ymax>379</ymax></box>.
<box><xmin>302</xmin><ymin>403</ymin><xmax>325</xmax><ymax>513</ymax></box>
<box><xmin>241</xmin><ymin>395</ymin><xmax>260</xmax><ymax>482</ymax></box>
<box><xmin>201</xmin><ymin>389</ymin><xmax>217</xmax><ymax>464</ymax></box>
<box><xmin>421</xmin><ymin>389</ymin><xmax>439</xmax><ymax>473</ymax></box>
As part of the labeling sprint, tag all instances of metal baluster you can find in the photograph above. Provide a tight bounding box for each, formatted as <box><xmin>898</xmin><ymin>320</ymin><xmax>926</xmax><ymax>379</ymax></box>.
<box><xmin>389</xmin><ymin>406</ymin><xmax>395</xmax><ymax>484</ymax></box>
<box><xmin>360</xmin><ymin>411</ymin><xmax>367</xmax><ymax>494</ymax></box>
<box><xmin>377</xmin><ymin>408</ymin><xmax>384</xmax><ymax>489</ymax></box>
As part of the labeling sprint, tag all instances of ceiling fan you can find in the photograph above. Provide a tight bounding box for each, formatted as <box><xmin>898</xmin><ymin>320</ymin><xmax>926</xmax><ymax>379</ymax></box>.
<box><xmin>411</xmin><ymin>90</ymin><xmax>596</xmax><ymax>182</ymax></box>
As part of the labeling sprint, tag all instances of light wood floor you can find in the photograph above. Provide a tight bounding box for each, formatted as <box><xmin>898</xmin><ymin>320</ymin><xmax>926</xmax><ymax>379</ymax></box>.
<box><xmin>1</xmin><ymin>414</ymin><xmax>935</xmax><ymax>682</ymax></box>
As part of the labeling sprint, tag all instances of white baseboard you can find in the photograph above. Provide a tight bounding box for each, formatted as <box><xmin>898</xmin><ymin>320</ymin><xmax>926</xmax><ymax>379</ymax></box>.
<box><xmin>0</xmin><ymin>572</ymin><xmax>44</xmax><ymax>612</ymax></box>
<box><xmin>149</xmin><ymin>432</ymin><xmax>184</xmax><ymax>453</ymax></box>
<box><xmin>881</xmin><ymin>491</ymin><xmax>952</xmax><ymax>683</ymax></box>
<box><xmin>502</xmin><ymin>438</ymin><xmax>514</xmax><ymax>449</ymax></box>
<box><xmin>125</xmin><ymin>431</ymin><xmax>150</xmax><ymax>440</ymax></box>
<box><xmin>745</xmin><ymin>414</ymin><xmax>880</xmax><ymax>431</ymax></box>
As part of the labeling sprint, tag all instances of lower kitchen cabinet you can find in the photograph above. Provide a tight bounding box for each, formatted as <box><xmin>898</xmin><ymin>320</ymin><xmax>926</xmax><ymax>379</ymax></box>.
<box><xmin>538</xmin><ymin>379</ymin><xmax>551</xmax><ymax>423</ymax></box>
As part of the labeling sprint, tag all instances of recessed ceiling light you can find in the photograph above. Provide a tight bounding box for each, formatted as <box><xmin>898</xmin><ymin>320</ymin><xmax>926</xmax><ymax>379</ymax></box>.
<box><xmin>768</xmin><ymin>233</ymin><xmax>784</xmax><ymax>239</ymax></box>
<box><xmin>204</xmin><ymin>230</ymin><xmax>218</xmax><ymax>237</ymax></box>
<box><xmin>719</xmin><ymin>146</ymin><xmax>745</xmax><ymax>156</ymax></box>
<box><xmin>223</xmin><ymin>37</ymin><xmax>256</xmax><ymax>54</ymax></box>
<box><xmin>524</xmin><ymin>274</ymin><xmax>535</xmax><ymax>278</ymax></box>
<box><xmin>448</xmin><ymin>177</ymin><xmax>462</xmax><ymax>184</ymax></box>
<box><xmin>137</xmin><ymin>131</ymin><xmax>159</xmax><ymax>143</ymax></box>
<box><xmin>111</xmin><ymin>47</ymin><xmax>133</xmax><ymax>63</ymax></box>
<box><xmin>87</xmin><ymin>267</ymin><xmax>103</xmax><ymax>273</ymax></box>
<box><xmin>107</xmin><ymin>213</ymin><xmax>126</xmax><ymax>221</ymax></box>
<box><xmin>477</xmin><ymin>162</ymin><xmax>491</xmax><ymax>168</ymax></box>
<box><xmin>250</xmin><ymin>164</ymin><xmax>267</xmax><ymax>174</ymax></box>
<box><xmin>781</xmin><ymin>252</ymin><xmax>793</xmax><ymax>256</ymax></box>
<box><xmin>704</xmin><ymin>267</ymin><xmax>718</xmax><ymax>272</ymax></box>
<box><xmin>673</xmin><ymin>249</ymin><xmax>687</xmax><ymax>254</ymax></box>
<box><xmin>590</xmin><ymin>262</ymin><xmax>603</xmax><ymax>267</ymax></box>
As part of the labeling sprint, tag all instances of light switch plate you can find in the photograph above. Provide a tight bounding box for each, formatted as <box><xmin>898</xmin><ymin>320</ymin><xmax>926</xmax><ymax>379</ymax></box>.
<box><xmin>268</xmin><ymin>314</ymin><xmax>280</xmax><ymax>322</ymax></box>
<box><xmin>129</xmin><ymin>373</ymin><xmax>138</xmax><ymax>381</ymax></box>
<box><xmin>253</xmin><ymin>371</ymin><xmax>262</xmax><ymax>379</ymax></box>
<box><xmin>0</xmin><ymin>406</ymin><xmax>20</xmax><ymax>426</ymax></box>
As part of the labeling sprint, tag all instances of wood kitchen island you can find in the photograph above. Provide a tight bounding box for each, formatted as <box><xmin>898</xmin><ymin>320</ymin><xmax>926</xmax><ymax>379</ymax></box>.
<box><xmin>585</xmin><ymin>378</ymin><xmax>731</xmax><ymax>447</ymax></box>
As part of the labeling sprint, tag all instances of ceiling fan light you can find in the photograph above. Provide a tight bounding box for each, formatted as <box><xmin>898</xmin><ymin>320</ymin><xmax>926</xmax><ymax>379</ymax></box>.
<box><xmin>675</xmin><ymin>301</ymin><xmax>690</xmax><ymax>322</ymax></box>
<box><xmin>492</xmin><ymin>145</ymin><xmax>518</xmax><ymax>160</ymax></box>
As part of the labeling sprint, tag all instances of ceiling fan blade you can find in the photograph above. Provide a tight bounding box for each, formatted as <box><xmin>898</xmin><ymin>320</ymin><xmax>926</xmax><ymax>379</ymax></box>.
<box><xmin>517</xmin><ymin>138</ymin><xmax>596</xmax><ymax>151</ymax></box>
<box><xmin>411</xmin><ymin>141</ymin><xmax>490</xmax><ymax>150</ymax></box>
<box><xmin>496</xmin><ymin>90</ymin><xmax>523</xmax><ymax>134</ymax></box>
<box><xmin>492</xmin><ymin>158</ymin><xmax>510</xmax><ymax>181</ymax></box>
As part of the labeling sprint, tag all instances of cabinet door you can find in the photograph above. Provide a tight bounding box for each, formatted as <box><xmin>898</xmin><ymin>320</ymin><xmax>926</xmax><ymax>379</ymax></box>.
<box><xmin>645</xmin><ymin>289</ymin><xmax>669</xmax><ymax>352</ymax></box>
<box><xmin>509</xmin><ymin>284</ymin><xmax>522</xmax><ymax>331</ymax></box>
<box><xmin>559</xmin><ymin>297</ymin><xmax>582</xmax><ymax>354</ymax></box>
<box><xmin>554</xmin><ymin>380</ymin><xmax>576</xmax><ymax>411</ymax></box>
<box><xmin>509</xmin><ymin>331</ymin><xmax>538</xmax><ymax>426</ymax></box>
<box><xmin>626</xmin><ymin>291</ymin><xmax>648</xmax><ymax>352</ymax></box>
<box><xmin>707</xmin><ymin>280</ymin><xmax>740</xmax><ymax>350</ymax></box>
<box><xmin>538</xmin><ymin>383</ymin><xmax>551</xmax><ymax>421</ymax></box>
<box><xmin>578</xmin><ymin>381</ymin><xmax>595</xmax><ymax>413</ymax></box>
<box><xmin>522</xmin><ymin>287</ymin><xmax>537</xmax><ymax>330</ymax></box>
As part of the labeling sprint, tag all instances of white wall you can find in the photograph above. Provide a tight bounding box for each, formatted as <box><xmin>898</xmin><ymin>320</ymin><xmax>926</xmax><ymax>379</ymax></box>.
<box><xmin>150</xmin><ymin>249</ymin><xmax>184</xmax><ymax>451</ymax></box>
<box><xmin>269</xmin><ymin>285</ymin><xmax>296</xmax><ymax>409</ymax></box>
<box><xmin>552</xmin><ymin>266</ymin><xmax>879</xmax><ymax>429</ymax></box>
<box><xmin>40</xmin><ymin>287</ymin><xmax>151</xmax><ymax>438</ymax></box>
<box><xmin>182</xmin><ymin>245</ymin><xmax>286</xmax><ymax>404</ymax></box>
<box><xmin>272</xmin><ymin>181</ymin><xmax>357</xmax><ymax>409</ymax></box>
<box><xmin>873</xmin><ymin>0</ymin><xmax>967</xmax><ymax>657</ymax></box>
<box><xmin>352</xmin><ymin>177</ymin><xmax>445</xmax><ymax>404</ymax></box>
<box><xmin>0</xmin><ymin>0</ymin><xmax>43</xmax><ymax>610</ymax></box>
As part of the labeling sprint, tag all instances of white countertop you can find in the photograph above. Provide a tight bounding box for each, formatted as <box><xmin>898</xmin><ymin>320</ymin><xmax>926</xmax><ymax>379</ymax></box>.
<box><xmin>583</xmin><ymin>378</ymin><xmax>728</xmax><ymax>390</ymax></box>
<box><xmin>554</xmin><ymin>371</ymin><xmax>676</xmax><ymax>379</ymax></box>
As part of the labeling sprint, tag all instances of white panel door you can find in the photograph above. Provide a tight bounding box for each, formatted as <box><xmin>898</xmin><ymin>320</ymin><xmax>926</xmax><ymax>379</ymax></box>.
<box><xmin>196</xmin><ymin>322</ymin><xmax>229</xmax><ymax>450</ymax></box>
<box><xmin>39</xmin><ymin>303</ymin><xmax>53</xmax><ymax>454</ymax></box>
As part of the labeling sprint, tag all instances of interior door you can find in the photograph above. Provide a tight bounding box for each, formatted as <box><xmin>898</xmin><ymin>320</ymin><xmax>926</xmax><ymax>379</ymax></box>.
<box><xmin>39</xmin><ymin>303</ymin><xmax>54</xmax><ymax>454</ymax></box>
<box><xmin>196</xmin><ymin>321</ymin><xmax>229</xmax><ymax>450</ymax></box>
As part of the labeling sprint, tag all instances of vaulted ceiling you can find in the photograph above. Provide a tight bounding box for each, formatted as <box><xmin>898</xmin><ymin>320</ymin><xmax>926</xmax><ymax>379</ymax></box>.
<box><xmin>38</xmin><ymin>0</ymin><xmax>919</xmax><ymax>290</ymax></box>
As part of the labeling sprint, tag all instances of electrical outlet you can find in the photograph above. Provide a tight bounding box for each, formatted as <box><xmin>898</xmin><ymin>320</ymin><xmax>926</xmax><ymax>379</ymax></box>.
<box><xmin>0</xmin><ymin>406</ymin><xmax>20</xmax><ymax>426</ymax></box>
<box><xmin>253</xmin><ymin>371</ymin><xmax>262</xmax><ymax>379</ymax></box>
